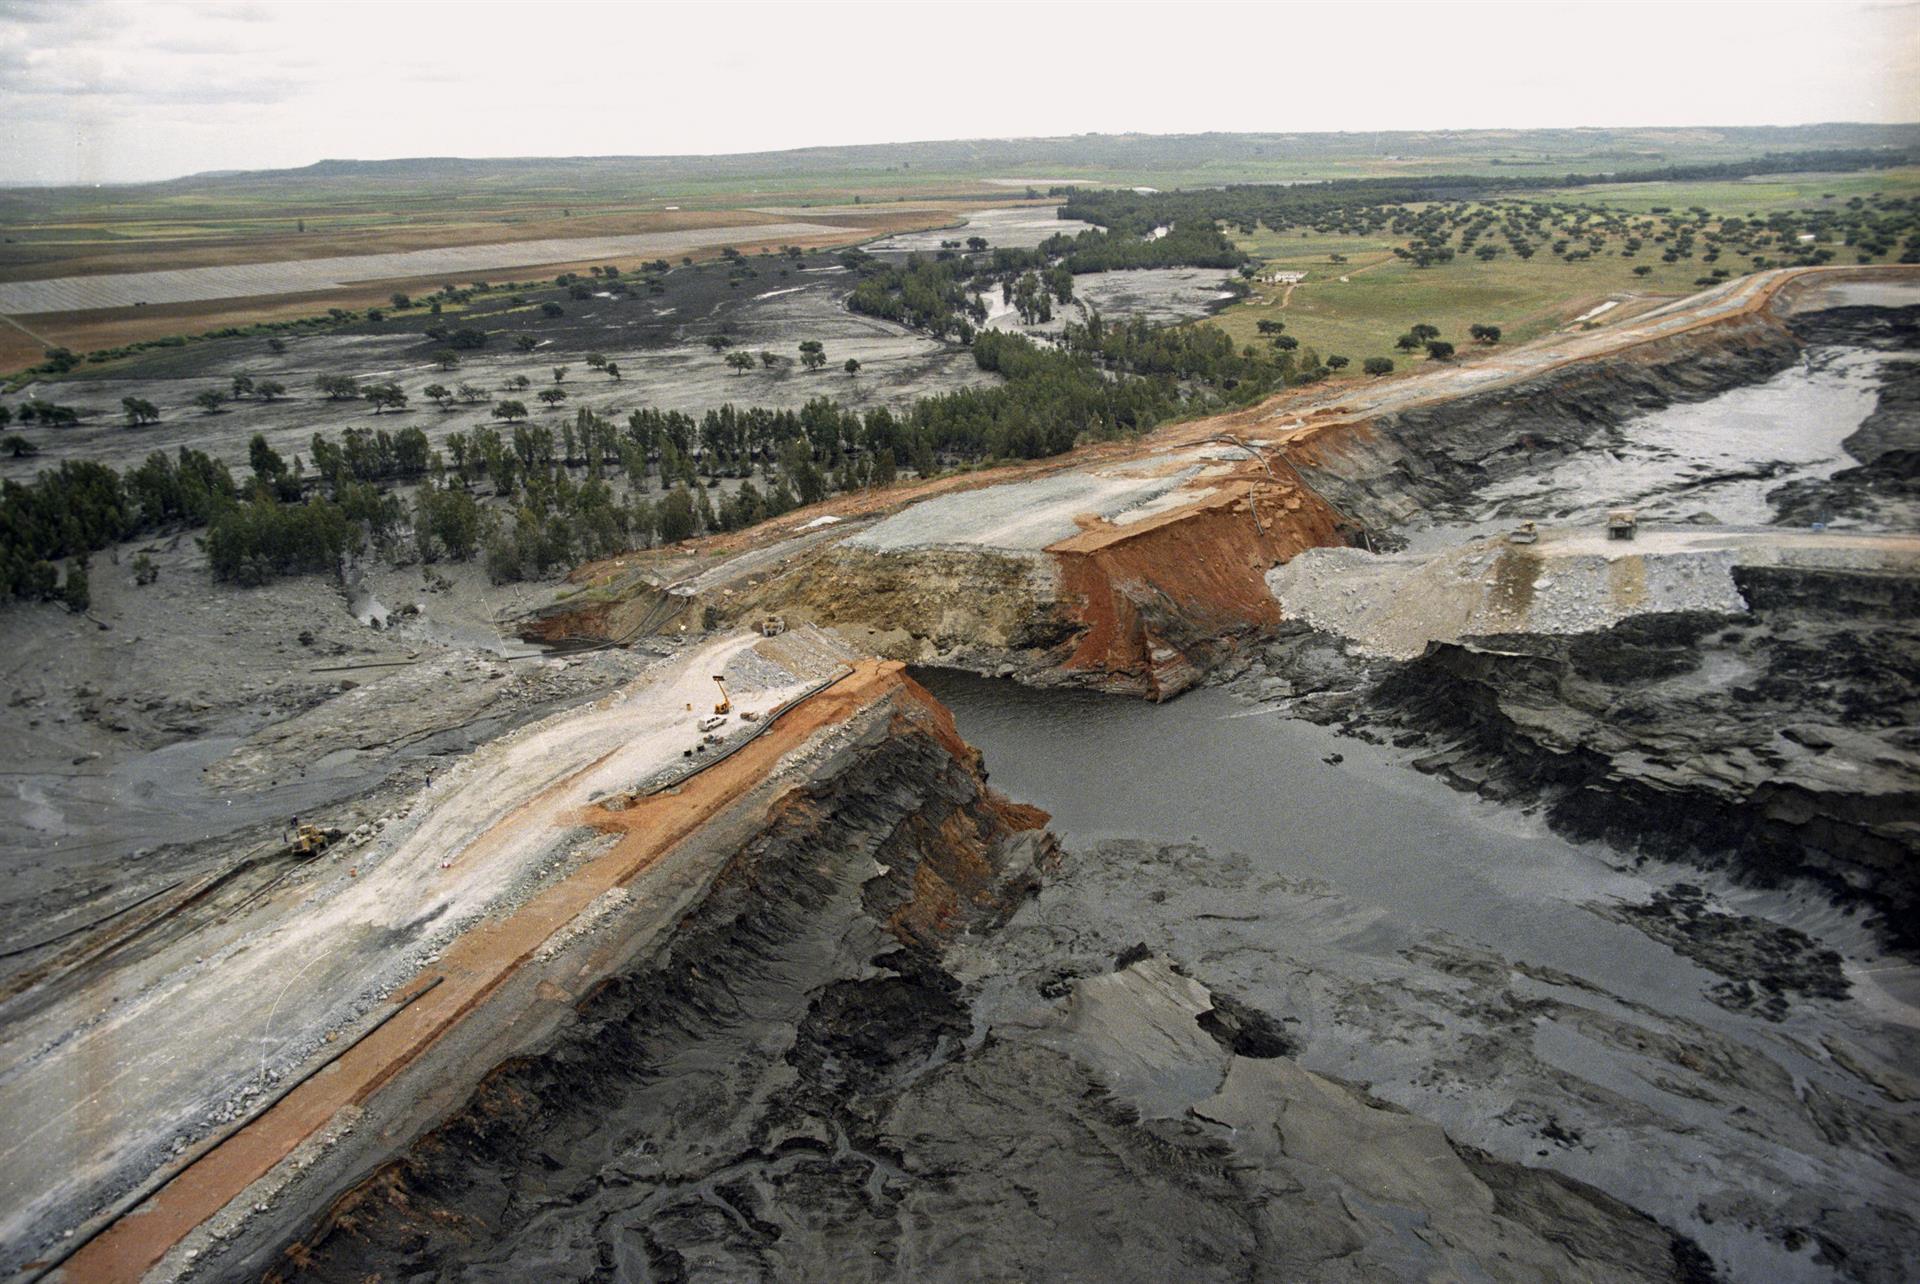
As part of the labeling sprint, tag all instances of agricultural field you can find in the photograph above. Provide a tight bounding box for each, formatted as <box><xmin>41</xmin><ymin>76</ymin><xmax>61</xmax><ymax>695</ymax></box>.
<box><xmin>1209</xmin><ymin>166</ymin><xmax>1920</xmax><ymax>372</ymax></box>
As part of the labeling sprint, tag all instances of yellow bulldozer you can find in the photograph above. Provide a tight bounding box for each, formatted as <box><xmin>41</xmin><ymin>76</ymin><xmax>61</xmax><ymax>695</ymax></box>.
<box><xmin>286</xmin><ymin>818</ymin><xmax>340</xmax><ymax>858</ymax></box>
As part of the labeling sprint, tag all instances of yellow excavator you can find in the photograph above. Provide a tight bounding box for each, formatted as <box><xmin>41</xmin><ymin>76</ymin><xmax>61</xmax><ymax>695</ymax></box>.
<box><xmin>712</xmin><ymin>674</ymin><xmax>732</xmax><ymax>715</ymax></box>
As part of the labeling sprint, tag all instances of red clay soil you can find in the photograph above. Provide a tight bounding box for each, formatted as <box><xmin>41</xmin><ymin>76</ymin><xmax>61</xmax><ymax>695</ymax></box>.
<box><xmin>880</xmin><ymin>674</ymin><xmax>1052</xmax><ymax>946</ymax></box>
<box><xmin>60</xmin><ymin>660</ymin><xmax>913</xmax><ymax>1284</ymax></box>
<box><xmin>1047</xmin><ymin>470</ymin><xmax>1347</xmax><ymax>699</ymax></box>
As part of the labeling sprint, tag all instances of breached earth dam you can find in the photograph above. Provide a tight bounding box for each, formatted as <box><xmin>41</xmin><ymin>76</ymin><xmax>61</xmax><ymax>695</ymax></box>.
<box><xmin>12</xmin><ymin>267</ymin><xmax>1919</xmax><ymax>1284</ymax></box>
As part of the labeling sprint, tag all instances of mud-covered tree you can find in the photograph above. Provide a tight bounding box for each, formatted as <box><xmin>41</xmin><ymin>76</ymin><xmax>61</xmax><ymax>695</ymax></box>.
<box><xmin>456</xmin><ymin>383</ymin><xmax>488</xmax><ymax>403</ymax></box>
<box><xmin>540</xmin><ymin>302</ymin><xmax>564</xmax><ymax>318</ymax></box>
<box><xmin>267</xmin><ymin>337</ymin><xmax>287</xmax><ymax>354</ymax></box>
<box><xmin>725</xmin><ymin>351</ymin><xmax>755</xmax><ymax>375</ymax></box>
<box><xmin>506</xmin><ymin>374</ymin><xmax>532</xmax><ymax>392</ymax></box>
<box><xmin>551</xmin><ymin>366</ymin><xmax>568</xmax><ymax>384</ymax></box>
<box><xmin>604</xmin><ymin>362</ymin><xmax>621</xmax><ymax>381</ymax></box>
<box><xmin>315</xmin><ymin>374</ymin><xmax>359</xmax><ymax>400</ymax></box>
<box><xmin>967</xmin><ymin>236</ymin><xmax>988</xmax><ymax>251</ymax></box>
<box><xmin>538</xmin><ymin>388</ymin><xmax>569</xmax><ymax>410</ymax></box>
<box><xmin>2</xmin><ymin>434</ymin><xmax>36</xmax><ymax>457</ymax></box>
<box><xmin>248</xmin><ymin>433</ymin><xmax>287</xmax><ymax>484</ymax></box>
<box><xmin>493</xmin><ymin>400</ymin><xmax>530</xmax><ymax>423</ymax></box>
<box><xmin>194</xmin><ymin>389</ymin><xmax>228</xmax><ymax>415</ymax></box>
<box><xmin>844</xmin><ymin>357</ymin><xmax>861</xmax><ymax>376</ymax></box>
<box><xmin>424</xmin><ymin>383</ymin><xmax>454</xmax><ymax>409</ymax></box>
<box><xmin>61</xmin><ymin>559</ymin><xmax>89</xmax><ymax>613</ymax></box>
<box><xmin>433</xmin><ymin>349</ymin><xmax>460</xmax><ymax>370</ymax></box>
<box><xmin>584</xmin><ymin>352</ymin><xmax>608</xmax><ymax>370</ymax></box>
<box><xmin>121</xmin><ymin>397</ymin><xmax>160</xmax><ymax>426</ymax></box>
<box><xmin>1363</xmin><ymin>356</ymin><xmax>1395</xmax><ymax>376</ymax></box>
<box><xmin>760</xmin><ymin>350</ymin><xmax>784</xmax><ymax>370</ymax></box>
<box><xmin>798</xmin><ymin>340</ymin><xmax>827</xmax><ymax>371</ymax></box>
<box><xmin>363</xmin><ymin>383</ymin><xmax>408</xmax><ymax>414</ymax></box>
<box><xmin>515</xmin><ymin>335</ymin><xmax>539</xmax><ymax>353</ymax></box>
<box><xmin>658</xmin><ymin>487</ymin><xmax>696</xmax><ymax>543</ymax></box>
<box><xmin>255</xmin><ymin>379</ymin><xmax>286</xmax><ymax>402</ymax></box>
<box><xmin>230</xmin><ymin>374</ymin><xmax>255</xmax><ymax>399</ymax></box>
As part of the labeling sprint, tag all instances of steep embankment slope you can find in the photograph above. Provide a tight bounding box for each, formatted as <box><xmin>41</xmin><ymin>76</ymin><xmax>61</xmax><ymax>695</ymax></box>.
<box><xmin>31</xmin><ymin>635</ymin><xmax>1050</xmax><ymax>1283</ymax></box>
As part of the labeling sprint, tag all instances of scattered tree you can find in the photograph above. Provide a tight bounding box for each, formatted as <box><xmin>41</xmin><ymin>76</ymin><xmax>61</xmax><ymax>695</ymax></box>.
<box><xmin>798</xmin><ymin>340</ymin><xmax>827</xmax><ymax>371</ymax></box>
<box><xmin>492</xmin><ymin>400</ymin><xmax>529</xmax><ymax>423</ymax></box>
<box><xmin>1424</xmin><ymin>340</ymin><xmax>1456</xmax><ymax>360</ymax></box>
<box><xmin>121</xmin><ymin>397</ymin><xmax>160</xmax><ymax>426</ymax></box>
<box><xmin>194</xmin><ymin>389</ymin><xmax>228</xmax><ymax>415</ymax></box>
<box><xmin>363</xmin><ymin>382</ymin><xmax>408</xmax><ymax>413</ymax></box>
<box><xmin>255</xmin><ymin>379</ymin><xmax>287</xmax><ymax>402</ymax></box>
<box><xmin>538</xmin><ymin>388</ymin><xmax>569</xmax><ymax>409</ymax></box>
<box><xmin>844</xmin><ymin>358</ymin><xmax>861</xmax><ymax>376</ymax></box>
<box><xmin>1362</xmin><ymin>356</ymin><xmax>1395</xmax><ymax>376</ymax></box>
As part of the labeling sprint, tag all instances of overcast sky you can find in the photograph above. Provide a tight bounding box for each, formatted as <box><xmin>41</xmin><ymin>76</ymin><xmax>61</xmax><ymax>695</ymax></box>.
<box><xmin>2</xmin><ymin>0</ymin><xmax>1917</xmax><ymax>186</ymax></box>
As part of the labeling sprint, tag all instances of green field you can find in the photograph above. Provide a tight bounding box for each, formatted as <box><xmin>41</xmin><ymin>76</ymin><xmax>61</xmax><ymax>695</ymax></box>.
<box><xmin>1208</xmin><ymin>167</ymin><xmax>1920</xmax><ymax>373</ymax></box>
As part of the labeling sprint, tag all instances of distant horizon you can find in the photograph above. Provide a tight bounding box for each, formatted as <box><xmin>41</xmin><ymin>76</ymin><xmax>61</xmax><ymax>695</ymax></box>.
<box><xmin>3</xmin><ymin>120</ymin><xmax>1917</xmax><ymax>193</ymax></box>
<box><xmin>4</xmin><ymin>0</ymin><xmax>1916</xmax><ymax>186</ymax></box>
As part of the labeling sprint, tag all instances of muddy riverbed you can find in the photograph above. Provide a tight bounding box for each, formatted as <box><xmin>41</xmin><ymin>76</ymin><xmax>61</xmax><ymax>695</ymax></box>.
<box><xmin>1394</xmin><ymin>345</ymin><xmax>1910</xmax><ymax>552</ymax></box>
<box><xmin>917</xmin><ymin>668</ymin><xmax>1920</xmax><ymax>1284</ymax></box>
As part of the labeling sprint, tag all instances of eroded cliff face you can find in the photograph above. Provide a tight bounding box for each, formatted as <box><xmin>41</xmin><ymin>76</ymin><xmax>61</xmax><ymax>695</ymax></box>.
<box><xmin>265</xmin><ymin>673</ymin><xmax>1058</xmax><ymax>1281</ymax></box>
<box><xmin>1285</xmin><ymin>311</ymin><xmax>1808</xmax><ymax>534</ymax></box>
<box><xmin>1366</xmin><ymin>566</ymin><xmax>1920</xmax><ymax>949</ymax></box>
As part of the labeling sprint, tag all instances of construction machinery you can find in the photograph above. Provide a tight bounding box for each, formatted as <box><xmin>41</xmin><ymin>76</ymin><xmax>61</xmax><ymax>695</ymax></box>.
<box><xmin>759</xmin><ymin>616</ymin><xmax>786</xmax><ymax>637</ymax></box>
<box><xmin>711</xmin><ymin>674</ymin><xmax>732</xmax><ymax>715</ymax></box>
<box><xmin>1607</xmin><ymin>509</ymin><xmax>1638</xmax><ymax>541</ymax></box>
<box><xmin>286</xmin><ymin>819</ymin><xmax>339</xmax><ymax>858</ymax></box>
<box><xmin>1506</xmin><ymin>521</ymin><xmax>1539</xmax><ymax>545</ymax></box>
